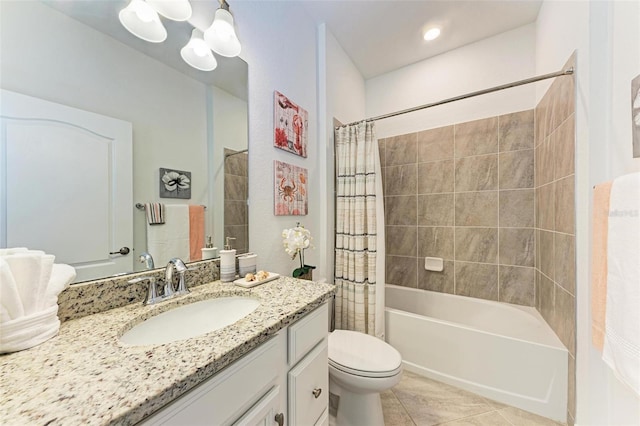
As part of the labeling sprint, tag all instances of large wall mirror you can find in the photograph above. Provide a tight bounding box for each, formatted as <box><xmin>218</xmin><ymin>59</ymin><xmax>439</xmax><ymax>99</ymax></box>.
<box><xmin>0</xmin><ymin>0</ymin><xmax>248</xmax><ymax>283</ymax></box>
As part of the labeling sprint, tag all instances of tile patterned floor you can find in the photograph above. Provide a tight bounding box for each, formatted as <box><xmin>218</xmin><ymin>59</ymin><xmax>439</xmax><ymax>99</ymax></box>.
<box><xmin>331</xmin><ymin>371</ymin><xmax>565</xmax><ymax>426</ymax></box>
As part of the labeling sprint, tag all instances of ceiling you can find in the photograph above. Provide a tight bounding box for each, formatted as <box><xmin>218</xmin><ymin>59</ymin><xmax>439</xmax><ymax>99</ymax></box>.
<box><xmin>302</xmin><ymin>0</ymin><xmax>543</xmax><ymax>79</ymax></box>
<box><xmin>44</xmin><ymin>0</ymin><xmax>542</xmax><ymax>89</ymax></box>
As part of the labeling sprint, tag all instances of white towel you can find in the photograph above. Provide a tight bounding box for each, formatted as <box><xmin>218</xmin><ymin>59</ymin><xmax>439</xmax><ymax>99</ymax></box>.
<box><xmin>42</xmin><ymin>264</ymin><xmax>76</xmax><ymax>309</ymax></box>
<box><xmin>3</xmin><ymin>253</ymin><xmax>51</xmax><ymax>315</ymax></box>
<box><xmin>0</xmin><ymin>305</ymin><xmax>60</xmax><ymax>353</ymax></box>
<box><xmin>146</xmin><ymin>204</ymin><xmax>190</xmax><ymax>266</ymax></box>
<box><xmin>602</xmin><ymin>172</ymin><xmax>640</xmax><ymax>396</ymax></box>
<box><xmin>0</xmin><ymin>258</ymin><xmax>24</xmax><ymax>321</ymax></box>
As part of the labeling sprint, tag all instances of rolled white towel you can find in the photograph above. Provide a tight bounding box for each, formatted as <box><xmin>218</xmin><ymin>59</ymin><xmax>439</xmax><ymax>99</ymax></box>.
<box><xmin>0</xmin><ymin>305</ymin><xmax>60</xmax><ymax>353</ymax></box>
<box><xmin>42</xmin><ymin>264</ymin><xmax>76</xmax><ymax>308</ymax></box>
<box><xmin>36</xmin><ymin>255</ymin><xmax>55</xmax><ymax>311</ymax></box>
<box><xmin>0</xmin><ymin>258</ymin><xmax>24</xmax><ymax>321</ymax></box>
<box><xmin>3</xmin><ymin>253</ymin><xmax>49</xmax><ymax>315</ymax></box>
<box><xmin>0</xmin><ymin>247</ymin><xmax>28</xmax><ymax>256</ymax></box>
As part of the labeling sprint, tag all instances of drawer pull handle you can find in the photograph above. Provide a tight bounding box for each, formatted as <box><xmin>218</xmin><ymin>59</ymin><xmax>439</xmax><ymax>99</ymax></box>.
<box><xmin>312</xmin><ymin>388</ymin><xmax>322</xmax><ymax>398</ymax></box>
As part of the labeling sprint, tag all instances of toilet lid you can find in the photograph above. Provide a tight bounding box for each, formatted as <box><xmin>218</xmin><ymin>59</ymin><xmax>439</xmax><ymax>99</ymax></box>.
<box><xmin>328</xmin><ymin>330</ymin><xmax>402</xmax><ymax>378</ymax></box>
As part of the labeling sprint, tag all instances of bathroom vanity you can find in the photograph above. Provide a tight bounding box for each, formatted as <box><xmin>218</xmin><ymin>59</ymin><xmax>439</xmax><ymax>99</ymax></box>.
<box><xmin>0</xmin><ymin>277</ymin><xmax>334</xmax><ymax>425</ymax></box>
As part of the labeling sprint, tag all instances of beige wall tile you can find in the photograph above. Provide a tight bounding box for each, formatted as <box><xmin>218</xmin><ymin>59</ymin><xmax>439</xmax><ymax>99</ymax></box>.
<box><xmin>417</xmin><ymin>125</ymin><xmax>454</xmax><ymax>162</ymax></box>
<box><xmin>455</xmin><ymin>228</ymin><xmax>498</xmax><ymax>263</ymax></box>
<box><xmin>386</xmin><ymin>195</ymin><xmax>417</xmax><ymax>226</ymax></box>
<box><xmin>555</xmin><ymin>285</ymin><xmax>576</xmax><ymax>354</ymax></box>
<box><xmin>499</xmin><ymin>266</ymin><xmax>535</xmax><ymax>306</ymax></box>
<box><xmin>455</xmin><ymin>191</ymin><xmax>498</xmax><ymax>226</ymax></box>
<box><xmin>224</xmin><ymin>174</ymin><xmax>248</xmax><ymax>201</ymax></box>
<box><xmin>455</xmin><ymin>262</ymin><xmax>499</xmax><ymax>301</ymax></box>
<box><xmin>455</xmin><ymin>155</ymin><xmax>498</xmax><ymax>192</ymax></box>
<box><xmin>386</xmin><ymin>164</ymin><xmax>417</xmax><ymax>196</ymax></box>
<box><xmin>499</xmin><ymin>149</ymin><xmax>534</xmax><ymax>189</ymax></box>
<box><xmin>536</xmin><ymin>182</ymin><xmax>555</xmax><ymax>231</ymax></box>
<box><xmin>499</xmin><ymin>110</ymin><xmax>534</xmax><ymax>152</ymax></box>
<box><xmin>418</xmin><ymin>226</ymin><xmax>454</xmax><ymax>260</ymax></box>
<box><xmin>534</xmin><ymin>97</ymin><xmax>549</xmax><ymax>147</ymax></box>
<box><xmin>418</xmin><ymin>260</ymin><xmax>455</xmax><ymax>293</ymax></box>
<box><xmin>568</xmin><ymin>353</ymin><xmax>576</xmax><ymax>420</ymax></box>
<box><xmin>499</xmin><ymin>228</ymin><xmax>535</xmax><ymax>267</ymax></box>
<box><xmin>555</xmin><ymin>176</ymin><xmax>575</xmax><ymax>234</ymax></box>
<box><xmin>454</xmin><ymin>117</ymin><xmax>499</xmax><ymax>158</ymax></box>
<box><xmin>418</xmin><ymin>160</ymin><xmax>454</xmax><ymax>194</ymax></box>
<box><xmin>538</xmin><ymin>137</ymin><xmax>555</xmax><ymax>186</ymax></box>
<box><xmin>386</xmin><ymin>226</ymin><xmax>417</xmax><ymax>257</ymax></box>
<box><xmin>386</xmin><ymin>255</ymin><xmax>417</xmax><ymax>288</ymax></box>
<box><xmin>539</xmin><ymin>272</ymin><xmax>555</xmax><ymax>326</ymax></box>
<box><xmin>499</xmin><ymin>189</ymin><xmax>534</xmax><ymax>228</ymax></box>
<box><xmin>418</xmin><ymin>194</ymin><xmax>454</xmax><ymax>226</ymax></box>
<box><xmin>224</xmin><ymin>200</ymin><xmax>247</xmax><ymax>226</ymax></box>
<box><xmin>539</xmin><ymin>230</ymin><xmax>555</xmax><ymax>280</ymax></box>
<box><xmin>553</xmin><ymin>114</ymin><xmax>575</xmax><ymax>179</ymax></box>
<box><xmin>386</xmin><ymin>132</ymin><xmax>418</xmax><ymax>166</ymax></box>
<box><xmin>378</xmin><ymin>138</ymin><xmax>386</xmax><ymax>167</ymax></box>
<box><xmin>554</xmin><ymin>233</ymin><xmax>576</xmax><ymax>295</ymax></box>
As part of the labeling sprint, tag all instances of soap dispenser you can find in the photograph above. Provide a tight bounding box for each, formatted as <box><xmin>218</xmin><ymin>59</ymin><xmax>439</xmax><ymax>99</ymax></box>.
<box><xmin>219</xmin><ymin>237</ymin><xmax>236</xmax><ymax>282</ymax></box>
<box><xmin>201</xmin><ymin>236</ymin><xmax>218</xmax><ymax>260</ymax></box>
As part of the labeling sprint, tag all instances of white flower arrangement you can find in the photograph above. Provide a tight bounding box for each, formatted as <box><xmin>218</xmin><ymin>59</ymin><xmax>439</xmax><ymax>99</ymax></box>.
<box><xmin>282</xmin><ymin>223</ymin><xmax>315</xmax><ymax>278</ymax></box>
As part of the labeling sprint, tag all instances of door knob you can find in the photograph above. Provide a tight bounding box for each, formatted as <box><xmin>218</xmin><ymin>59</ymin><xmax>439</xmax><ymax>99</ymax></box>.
<box><xmin>274</xmin><ymin>412</ymin><xmax>284</xmax><ymax>426</ymax></box>
<box><xmin>109</xmin><ymin>247</ymin><xmax>130</xmax><ymax>256</ymax></box>
<box><xmin>312</xmin><ymin>388</ymin><xmax>322</xmax><ymax>398</ymax></box>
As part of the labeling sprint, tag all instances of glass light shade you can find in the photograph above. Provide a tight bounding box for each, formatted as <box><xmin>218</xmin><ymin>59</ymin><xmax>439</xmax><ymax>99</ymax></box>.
<box><xmin>181</xmin><ymin>29</ymin><xmax>217</xmax><ymax>71</ymax></box>
<box><xmin>147</xmin><ymin>0</ymin><xmax>192</xmax><ymax>21</ymax></box>
<box><xmin>119</xmin><ymin>0</ymin><xmax>167</xmax><ymax>43</ymax></box>
<box><xmin>204</xmin><ymin>8</ymin><xmax>241</xmax><ymax>57</ymax></box>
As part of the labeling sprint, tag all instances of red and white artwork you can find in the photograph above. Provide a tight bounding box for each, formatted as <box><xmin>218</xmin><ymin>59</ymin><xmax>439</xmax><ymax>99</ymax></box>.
<box><xmin>274</xmin><ymin>91</ymin><xmax>308</xmax><ymax>157</ymax></box>
<box><xmin>274</xmin><ymin>160</ymin><xmax>308</xmax><ymax>216</ymax></box>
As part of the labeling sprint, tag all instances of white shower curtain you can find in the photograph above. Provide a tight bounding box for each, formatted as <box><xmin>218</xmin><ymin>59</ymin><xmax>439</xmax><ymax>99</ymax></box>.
<box><xmin>334</xmin><ymin>121</ymin><xmax>385</xmax><ymax>338</ymax></box>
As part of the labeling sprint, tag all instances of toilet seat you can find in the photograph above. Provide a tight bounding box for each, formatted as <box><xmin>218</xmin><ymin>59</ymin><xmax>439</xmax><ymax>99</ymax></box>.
<box><xmin>328</xmin><ymin>330</ymin><xmax>402</xmax><ymax>378</ymax></box>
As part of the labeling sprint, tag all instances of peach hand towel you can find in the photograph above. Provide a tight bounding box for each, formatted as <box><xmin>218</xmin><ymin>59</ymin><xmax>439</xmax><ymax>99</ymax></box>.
<box><xmin>189</xmin><ymin>205</ymin><xmax>205</xmax><ymax>261</ymax></box>
<box><xmin>591</xmin><ymin>180</ymin><xmax>612</xmax><ymax>350</ymax></box>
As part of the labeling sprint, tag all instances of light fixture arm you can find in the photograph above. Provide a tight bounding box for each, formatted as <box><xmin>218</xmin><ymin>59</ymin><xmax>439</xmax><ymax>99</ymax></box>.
<box><xmin>220</xmin><ymin>0</ymin><xmax>230</xmax><ymax>11</ymax></box>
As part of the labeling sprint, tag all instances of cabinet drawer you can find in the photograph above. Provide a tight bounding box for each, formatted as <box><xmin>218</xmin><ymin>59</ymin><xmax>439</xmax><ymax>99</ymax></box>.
<box><xmin>288</xmin><ymin>340</ymin><xmax>328</xmax><ymax>426</ymax></box>
<box><xmin>142</xmin><ymin>334</ymin><xmax>283</xmax><ymax>426</ymax></box>
<box><xmin>288</xmin><ymin>302</ymin><xmax>328</xmax><ymax>366</ymax></box>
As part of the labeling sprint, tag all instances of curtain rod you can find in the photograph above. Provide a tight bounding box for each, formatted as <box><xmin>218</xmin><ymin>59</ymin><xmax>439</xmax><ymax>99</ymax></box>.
<box><xmin>336</xmin><ymin>67</ymin><xmax>574</xmax><ymax>129</ymax></box>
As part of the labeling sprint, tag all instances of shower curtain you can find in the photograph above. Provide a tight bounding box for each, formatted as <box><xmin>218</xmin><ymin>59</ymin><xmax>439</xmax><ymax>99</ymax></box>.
<box><xmin>334</xmin><ymin>121</ymin><xmax>385</xmax><ymax>338</ymax></box>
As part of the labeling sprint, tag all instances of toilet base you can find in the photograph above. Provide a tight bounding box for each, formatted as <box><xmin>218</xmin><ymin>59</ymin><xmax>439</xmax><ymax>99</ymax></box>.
<box><xmin>330</xmin><ymin>377</ymin><xmax>385</xmax><ymax>426</ymax></box>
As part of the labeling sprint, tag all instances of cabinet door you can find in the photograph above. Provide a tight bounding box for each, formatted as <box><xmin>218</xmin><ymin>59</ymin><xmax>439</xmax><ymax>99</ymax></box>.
<box><xmin>288</xmin><ymin>340</ymin><xmax>328</xmax><ymax>426</ymax></box>
<box><xmin>233</xmin><ymin>386</ymin><xmax>281</xmax><ymax>426</ymax></box>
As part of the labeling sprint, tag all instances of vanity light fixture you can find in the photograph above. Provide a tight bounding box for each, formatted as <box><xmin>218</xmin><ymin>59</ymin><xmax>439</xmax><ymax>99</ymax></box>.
<box><xmin>118</xmin><ymin>0</ymin><xmax>167</xmax><ymax>43</ymax></box>
<box><xmin>423</xmin><ymin>27</ymin><xmax>441</xmax><ymax>41</ymax></box>
<box><xmin>147</xmin><ymin>0</ymin><xmax>192</xmax><ymax>21</ymax></box>
<box><xmin>181</xmin><ymin>29</ymin><xmax>218</xmax><ymax>71</ymax></box>
<box><xmin>204</xmin><ymin>0</ymin><xmax>242</xmax><ymax>58</ymax></box>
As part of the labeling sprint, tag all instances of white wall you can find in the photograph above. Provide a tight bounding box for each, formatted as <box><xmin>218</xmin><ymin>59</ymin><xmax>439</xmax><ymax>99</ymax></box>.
<box><xmin>366</xmin><ymin>24</ymin><xmax>537</xmax><ymax>139</ymax></box>
<box><xmin>231</xmin><ymin>2</ymin><xmax>319</xmax><ymax>276</ymax></box>
<box><xmin>317</xmin><ymin>24</ymin><xmax>367</xmax><ymax>282</ymax></box>
<box><xmin>211</xmin><ymin>86</ymin><xmax>248</xmax><ymax>250</ymax></box>
<box><xmin>0</xmin><ymin>1</ymin><xmax>209</xmax><ymax>266</ymax></box>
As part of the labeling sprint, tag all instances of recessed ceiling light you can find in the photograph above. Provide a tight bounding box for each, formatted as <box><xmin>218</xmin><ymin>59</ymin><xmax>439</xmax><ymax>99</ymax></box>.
<box><xmin>423</xmin><ymin>28</ymin><xmax>441</xmax><ymax>41</ymax></box>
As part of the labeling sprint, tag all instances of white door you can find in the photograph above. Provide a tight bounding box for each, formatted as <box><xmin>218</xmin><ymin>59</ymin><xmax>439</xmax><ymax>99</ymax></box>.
<box><xmin>0</xmin><ymin>89</ymin><xmax>133</xmax><ymax>282</ymax></box>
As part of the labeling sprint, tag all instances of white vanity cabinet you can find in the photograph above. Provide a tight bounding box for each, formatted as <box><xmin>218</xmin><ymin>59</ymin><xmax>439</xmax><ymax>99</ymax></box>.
<box><xmin>141</xmin><ymin>302</ymin><xmax>329</xmax><ymax>426</ymax></box>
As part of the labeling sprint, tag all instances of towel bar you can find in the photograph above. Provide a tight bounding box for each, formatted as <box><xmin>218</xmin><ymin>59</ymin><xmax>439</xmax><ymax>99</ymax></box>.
<box><xmin>135</xmin><ymin>203</ymin><xmax>206</xmax><ymax>210</ymax></box>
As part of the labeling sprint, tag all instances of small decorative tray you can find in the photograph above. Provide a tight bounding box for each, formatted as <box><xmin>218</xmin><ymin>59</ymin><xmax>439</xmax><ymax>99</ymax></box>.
<box><xmin>233</xmin><ymin>272</ymin><xmax>280</xmax><ymax>288</ymax></box>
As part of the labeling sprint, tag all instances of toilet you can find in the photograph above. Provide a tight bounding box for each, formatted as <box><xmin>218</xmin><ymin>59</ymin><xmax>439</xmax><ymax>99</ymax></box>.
<box><xmin>328</xmin><ymin>330</ymin><xmax>403</xmax><ymax>426</ymax></box>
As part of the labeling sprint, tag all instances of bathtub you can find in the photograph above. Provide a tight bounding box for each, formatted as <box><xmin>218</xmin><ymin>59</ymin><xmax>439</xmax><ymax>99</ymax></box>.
<box><xmin>385</xmin><ymin>285</ymin><xmax>567</xmax><ymax>422</ymax></box>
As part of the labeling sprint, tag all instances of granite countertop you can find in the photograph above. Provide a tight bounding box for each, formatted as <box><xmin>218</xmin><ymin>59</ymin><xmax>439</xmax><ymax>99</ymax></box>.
<box><xmin>0</xmin><ymin>277</ymin><xmax>335</xmax><ymax>425</ymax></box>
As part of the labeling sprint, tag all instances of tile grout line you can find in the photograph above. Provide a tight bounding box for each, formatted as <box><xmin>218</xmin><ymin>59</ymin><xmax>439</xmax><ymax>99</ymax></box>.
<box><xmin>389</xmin><ymin>387</ymin><xmax>418</xmax><ymax>426</ymax></box>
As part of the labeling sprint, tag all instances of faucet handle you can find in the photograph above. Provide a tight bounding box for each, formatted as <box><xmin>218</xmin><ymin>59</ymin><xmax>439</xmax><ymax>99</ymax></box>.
<box><xmin>129</xmin><ymin>276</ymin><xmax>159</xmax><ymax>305</ymax></box>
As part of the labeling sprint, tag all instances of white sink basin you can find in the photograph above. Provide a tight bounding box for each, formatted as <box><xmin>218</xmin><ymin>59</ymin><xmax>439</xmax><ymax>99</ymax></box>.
<box><xmin>120</xmin><ymin>297</ymin><xmax>260</xmax><ymax>346</ymax></box>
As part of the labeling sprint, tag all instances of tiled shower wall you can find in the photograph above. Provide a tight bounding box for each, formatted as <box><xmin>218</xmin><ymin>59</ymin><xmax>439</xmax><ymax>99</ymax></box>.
<box><xmin>381</xmin><ymin>110</ymin><xmax>536</xmax><ymax>306</ymax></box>
<box><xmin>224</xmin><ymin>148</ymin><xmax>249</xmax><ymax>254</ymax></box>
<box><xmin>534</xmin><ymin>54</ymin><xmax>576</xmax><ymax>424</ymax></box>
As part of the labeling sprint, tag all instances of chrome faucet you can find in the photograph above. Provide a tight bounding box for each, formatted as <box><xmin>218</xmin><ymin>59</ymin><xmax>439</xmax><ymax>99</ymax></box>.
<box><xmin>138</xmin><ymin>252</ymin><xmax>155</xmax><ymax>270</ymax></box>
<box><xmin>165</xmin><ymin>258</ymin><xmax>189</xmax><ymax>297</ymax></box>
<box><xmin>128</xmin><ymin>276</ymin><xmax>160</xmax><ymax>305</ymax></box>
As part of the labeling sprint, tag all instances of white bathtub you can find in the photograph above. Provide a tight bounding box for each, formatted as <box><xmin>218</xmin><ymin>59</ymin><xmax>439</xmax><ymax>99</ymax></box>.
<box><xmin>385</xmin><ymin>285</ymin><xmax>567</xmax><ymax>422</ymax></box>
